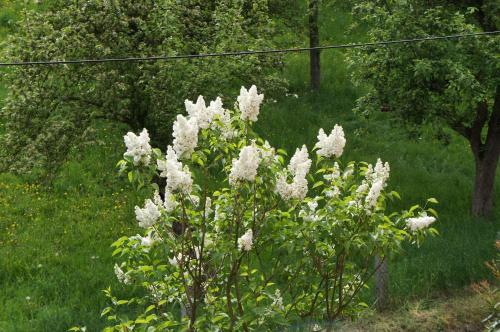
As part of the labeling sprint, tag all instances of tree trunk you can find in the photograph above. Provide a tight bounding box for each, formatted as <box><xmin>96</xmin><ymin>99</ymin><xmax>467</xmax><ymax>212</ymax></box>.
<box><xmin>469</xmin><ymin>87</ymin><xmax>500</xmax><ymax>216</ymax></box>
<box><xmin>472</xmin><ymin>148</ymin><xmax>500</xmax><ymax>216</ymax></box>
<box><xmin>309</xmin><ymin>0</ymin><xmax>320</xmax><ymax>91</ymax></box>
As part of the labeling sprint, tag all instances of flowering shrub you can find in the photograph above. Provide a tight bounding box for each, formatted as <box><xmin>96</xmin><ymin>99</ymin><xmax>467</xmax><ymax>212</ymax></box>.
<box><xmin>103</xmin><ymin>86</ymin><xmax>438</xmax><ymax>331</ymax></box>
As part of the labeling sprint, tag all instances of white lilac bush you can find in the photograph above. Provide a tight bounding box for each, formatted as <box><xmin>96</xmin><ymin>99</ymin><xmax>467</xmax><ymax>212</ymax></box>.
<box><xmin>103</xmin><ymin>86</ymin><xmax>438</xmax><ymax>331</ymax></box>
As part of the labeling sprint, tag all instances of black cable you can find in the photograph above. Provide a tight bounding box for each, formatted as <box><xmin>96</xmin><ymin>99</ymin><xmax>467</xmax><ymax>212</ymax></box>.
<box><xmin>0</xmin><ymin>31</ymin><xmax>498</xmax><ymax>66</ymax></box>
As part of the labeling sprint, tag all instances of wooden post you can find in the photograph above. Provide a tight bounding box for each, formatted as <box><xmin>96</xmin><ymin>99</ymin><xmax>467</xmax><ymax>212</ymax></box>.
<box><xmin>375</xmin><ymin>255</ymin><xmax>389</xmax><ymax>311</ymax></box>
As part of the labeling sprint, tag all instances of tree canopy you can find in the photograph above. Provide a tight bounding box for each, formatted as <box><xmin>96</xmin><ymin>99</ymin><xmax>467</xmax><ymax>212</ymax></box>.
<box><xmin>0</xmin><ymin>0</ymin><xmax>286</xmax><ymax>174</ymax></box>
<box><xmin>348</xmin><ymin>0</ymin><xmax>499</xmax><ymax>215</ymax></box>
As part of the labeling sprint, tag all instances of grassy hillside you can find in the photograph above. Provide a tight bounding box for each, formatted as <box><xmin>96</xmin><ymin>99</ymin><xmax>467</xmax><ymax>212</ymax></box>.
<box><xmin>0</xmin><ymin>3</ymin><xmax>498</xmax><ymax>331</ymax></box>
<box><xmin>0</xmin><ymin>121</ymin><xmax>143</xmax><ymax>331</ymax></box>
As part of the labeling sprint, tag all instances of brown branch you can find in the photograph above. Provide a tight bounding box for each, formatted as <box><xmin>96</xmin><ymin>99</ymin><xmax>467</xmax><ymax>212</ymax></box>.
<box><xmin>334</xmin><ymin>254</ymin><xmax>346</xmax><ymax>318</ymax></box>
<box><xmin>299</xmin><ymin>278</ymin><xmax>325</xmax><ymax>318</ymax></box>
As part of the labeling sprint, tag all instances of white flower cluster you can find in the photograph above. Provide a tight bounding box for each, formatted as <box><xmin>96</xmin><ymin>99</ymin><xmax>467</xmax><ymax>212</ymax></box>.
<box><xmin>157</xmin><ymin>146</ymin><xmax>193</xmax><ymax>194</ymax></box>
<box><xmin>343</xmin><ymin>164</ymin><xmax>354</xmax><ymax>179</ymax></box>
<box><xmin>258</xmin><ymin>140</ymin><xmax>276</xmax><ymax>165</ymax></box>
<box><xmin>151</xmin><ymin>189</ymin><xmax>178</xmax><ymax>213</ymax></box>
<box><xmin>204</xmin><ymin>197</ymin><xmax>213</xmax><ymax>218</ymax></box>
<box><xmin>272</xmin><ymin>289</ymin><xmax>284</xmax><ymax>311</ymax></box>
<box><xmin>185</xmin><ymin>96</ymin><xmax>211</xmax><ymax>129</ymax></box>
<box><xmin>276</xmin><ymin>145</ymin><xmax>311</xmax><ymax>201</ymax></box>
<box><xmin>367</xmin><ymin>158</ymin><xmax>391</xmax><ymax>184</ymax></box>
<box><xmin>148</xmin><ymin>283</ymin><xmax>164</xmax><ymax>302</ymax></box>
<box><xmin>325</xmin><ymin>186</ymin><xmax>340</xmax><ymax>199</ymax></box>
<box><xmin>130</xmin><ymin>231</ymin><xmax>159</xmax><ymax>252</ymax></box>
<box><xmin>238</xmin><ymin>85</ymin><xmax>264</xmax><ymax>122</ymax></box>
<box><xmin>288</xmin><ymin>145</ymin><xmax>312</xmax><ymax>176</ymax></box>
<box><xmin>172</xmin><ymin>115</ymin><xmax>199</xmax><ymax>158</ymax></box>
<box><xmin>186</xmin><ymin>96</ymin><xmax>231</xmax><ymax>129</ymax></box>
<box><xmin>123</xmin><ymin>128</ymin><xmax>152</xmax><ymax>166</ymax></box>
<box><xmin>135</xmin><ymin>199</ymin><xmax>161</xmax><ymax>228</ymax></box>
<box><xmin>208</xmin><ymin>97</ymin><xmax>235</xmax><ymax>139</ymax></box>
<box><xmin>406</xmin><ymin>215</ymin><xmax>436</xmax><ymax>231</ymax></box>
<box><xmin>238</xmin><ymin>229</ymin><xmax>253</xmax><ymax>251</ymax></box>
<box><xmin>362</xmin><ymin>158</ymin><xmax>391</xmax><ymax>211</ymax></box>
<box><xmin>365</xmin><ymin>180</ymin><xmax>384</xmax><ymax>209</ymax></box>
<box><xmin>163</xmin><ymin>190</ymin><xmax>178</xmax><ymax>212</ymax></box>
<box><xmin>324</xmin><ymin>162</ymin><xmax>340</xmax><ymax>182</ymax></box>
<box><xmin>229</xmin><ymin>145</ymin><xmax>261</xmax><ymax>186</ymax></box>
<box><xmin>299</xmin><ymin>199</ymin><xmax>321</xmax><ymax>222</ymax></box>
<box><xmin>114</xmin><ymin>264</ymin><xmax>131</xmax><ymax>284</ymax></box>
<box><xmin>139</xmin><ymin>235</ymin><xmax>154</xmax><ymax>247</ymax></box>
<box><xmin>315</xmin><ymin>124</ymin><xmax>346</xmax><ymax>158</ymax></box>
<box><xmin>168</xmin><ymin>253</ymin><xmax>183</xmax><ymax>267</ymax></box>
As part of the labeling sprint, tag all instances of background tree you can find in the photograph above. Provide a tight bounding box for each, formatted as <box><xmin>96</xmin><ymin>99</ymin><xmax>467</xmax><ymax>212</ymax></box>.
<box><xmin>309</xmin><ymin>0</ymin><xmax>320</xmax><ymax>90</ymax></box>
<box><xmin>0</xmin><ymin>0</ymin><xmax>286</xmax><ymax>175</ymax></box>
<box><xmin>348</xmin><ymin>0</ymin><xmax>500</xmax><ymax>216</ymax></box>
<box><xmin>308</xmin><ymin>0</ymin><xmax>354</xmax><ymax>91</ymax></box>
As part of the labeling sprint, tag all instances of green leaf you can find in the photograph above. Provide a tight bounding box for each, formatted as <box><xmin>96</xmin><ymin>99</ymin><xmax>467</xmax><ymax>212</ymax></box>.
<box><xmin>111</xmin><ymin>248</ymin><xmax>122</xmax><ymax>256</ymax></box>
<box><xmin>277</xmin><ymin>149</ymin><xmax>288</xmax><ymax>156</ymax></box>
<box><xmin>211</xmin><ymin>314</ymin><xmax>229</xmax><ymax>323</ymax></box>
<box><xmin>111</xmin><ymin>236</ymin><xmax>128</xmax><ymax>247</ymax></box>
<box><xmin>427</xmin><ymin>197</ymin><xmax>439</xmax><ymax>204</ymax></box>
<box><xmin>409</xmin><ymin>204</ymin><xmax>419</xmax><ymax>213</ymax></box>
<box><xmin>101</xmin><ymin>307</ymin><xmax>112</xmax><ymax>317</ymax></box>
<box><xmin>139</xmin><ymin>265</ymin><xmax>154</xmax><ymax>272</ymax></box>
<box><xmin>429</xmin><ymin>227</ymin><xmax>440</xmax><ymax>236</ymax></box>
<box><xmin>313</xmin><ymin>181</ymin><xmax>324</xmax><ymax>189</ymax></box>
<box><xmin>316</xmin><ymin>168</ymin><xmax>327</xmax><ymax>174</ymax></box>
<box><xmin>427</xmin><ymin>208</ymin><xmax>438</xmax><ymax>217</ymax></box>
<box><xmin>390</xmin><ymin>191</ymin><xmax>401</xmax><ymax>200</ymax></box>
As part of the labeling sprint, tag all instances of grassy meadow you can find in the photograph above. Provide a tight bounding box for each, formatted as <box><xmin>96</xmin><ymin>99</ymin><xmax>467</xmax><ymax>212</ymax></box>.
<box><xmin>0</xmin><ymin>3</ymin><xmax>499</xmax><ymax>331</ymax></box>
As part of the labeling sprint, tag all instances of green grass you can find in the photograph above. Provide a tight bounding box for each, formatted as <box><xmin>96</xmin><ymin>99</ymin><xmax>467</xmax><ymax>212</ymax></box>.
<box><xmin>0</xmin><ymin>121</ymin><xmax>144</xmax><ymax>331</ymax></box>
<box><xmin>0</xmin><ymin>2</ymin><xmax>499</xmax><ymax>331</ymax></box>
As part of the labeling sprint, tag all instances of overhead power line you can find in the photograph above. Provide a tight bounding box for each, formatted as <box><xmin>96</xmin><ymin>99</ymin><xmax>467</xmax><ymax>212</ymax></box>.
<box><xmin>0</xmin><ymin>31</ymin><xmax>498</xmax><ymax>67</ymax></box>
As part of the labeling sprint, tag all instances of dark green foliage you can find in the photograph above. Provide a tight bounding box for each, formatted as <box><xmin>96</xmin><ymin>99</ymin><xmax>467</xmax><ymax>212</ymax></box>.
<box><xmin>347</xmin><ymin>0</ymin><xmax>500</xmax><ymax>215</ymax></box>
<box><xmin>349</xmin><ymin>1</ymin><xmax>499</xmax><ymax>127</ymax></box>
<box><xmin>0</xmin><ymin>0</ymin><xmax>286</xmax><ymax>175</ymax></box>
